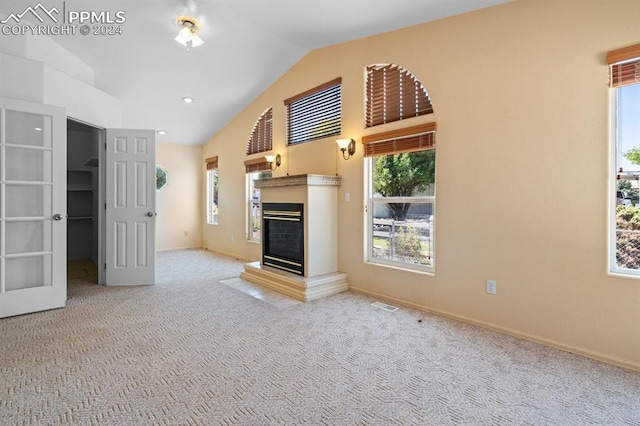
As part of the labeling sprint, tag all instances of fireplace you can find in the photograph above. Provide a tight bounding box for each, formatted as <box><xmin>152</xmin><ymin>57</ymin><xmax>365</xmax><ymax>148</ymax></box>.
<box><xmin>262</xmin><ymin>203</ymin><xmax>304</xmax><ymax>275</ymax></box>
<box><xmin>240</xmin><ymin>174</ymin><xmax>348</xmax><ymax>302</ymax></box>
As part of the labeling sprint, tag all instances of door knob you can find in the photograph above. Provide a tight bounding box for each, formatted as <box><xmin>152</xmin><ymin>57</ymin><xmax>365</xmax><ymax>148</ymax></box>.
<box><xmin>145</xmin><ymin>211</ymin><xmax>157</xmax><ymax>217</ymax></box>
<box><xmin>53</xmin><ymin>213</ymin><xmax>63</xmax><ymax>221</ymax></box>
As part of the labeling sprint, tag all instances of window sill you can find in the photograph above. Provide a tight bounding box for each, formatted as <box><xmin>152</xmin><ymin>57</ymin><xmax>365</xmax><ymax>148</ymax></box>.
<box><xmin>608</xmin><ymin>269</ymin><xmax>640</xmax><ymax>279</ymax></box>
<box><xmin>365</xmin><ymin>260</ymin><xmax>435</xmax><ymax>277</ymax></box>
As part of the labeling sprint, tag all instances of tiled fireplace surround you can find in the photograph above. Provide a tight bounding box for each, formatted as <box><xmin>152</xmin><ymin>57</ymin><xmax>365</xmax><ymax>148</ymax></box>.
<box><xmin>239</xmin><ymin>174</ymin><xmax>349</xmax><ymax>301</ymax></box>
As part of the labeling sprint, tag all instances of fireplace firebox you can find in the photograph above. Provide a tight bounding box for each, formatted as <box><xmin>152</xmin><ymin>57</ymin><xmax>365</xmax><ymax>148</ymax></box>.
<box><xmin>262</xmin><ymin>203</ymin><xmax>304</xmax><ymax>275</ymax></box>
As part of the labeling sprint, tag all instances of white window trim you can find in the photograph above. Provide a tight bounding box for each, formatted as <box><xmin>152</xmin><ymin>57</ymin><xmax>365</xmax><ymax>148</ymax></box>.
<box><xmin>608</xmin><ymin>89</ymin><xmax>640</xmax><ymax>278</ymax></box>
<box><xmin>206</xmin><ymin>168</ymin><xmax>218</xmax><ymax>225</ymax></box>
<box><xmin>364</xmin><ymin>157</ymin><xmax>435</xmax><ymax>274</ymax></box>
<box><xmin>246</xmin><ymin>173</ymin><xmax>261</xmax><ymax>242</ymax></box>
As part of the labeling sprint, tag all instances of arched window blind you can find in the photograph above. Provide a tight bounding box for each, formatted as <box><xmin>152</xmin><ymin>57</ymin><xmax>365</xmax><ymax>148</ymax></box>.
<box><xmin>608</xmin><ymin>43</ymin><xmax>640</xmax><ymax>88</ymax></box>
<box><xmin>284</xmin><ymin>78</ymin><xmax>342</xmax><ymax>145</ymax></box>
<box><xmin>365</xmin><ymin>64</ymin><xmax>433</xmax><ymax>128</ymax></box>
<box><xmin>246</xmin><ymin>108</ymin><xmax>273</xmax><ymax>155</ymax></box>
<box><xmin>362</xmin><ymin>122</ymin><xmax>436</xmax><ymax>157</ymax></box>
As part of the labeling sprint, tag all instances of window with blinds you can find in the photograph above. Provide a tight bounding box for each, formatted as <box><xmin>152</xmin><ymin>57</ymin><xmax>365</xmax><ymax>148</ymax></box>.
<box><xmin>243</xmin><ymin>158</ymin><xmax>270</xmax><ymax>174</ymax></box>
<box><xmin>607</xmin><ymin>42</ymin><xmax>640</xmax><ymax>275</ymax></box>
<box><xmin>362</xmin><ymin>122</ymin><xmax>436</xmax><ymax>157</ymax></box>
<box><xmin>608</xmin><ymin>43</ymin><xmax>640</xmax><ymax>88</ymax></box>
<box><xmin>204</xmin><ymin>156</ymin><xmax>219</xmax><ymax>225</ymax></box>
<box><xmin>364</xmin><ymin>122</ymin><xmax>436</xmax><ymax>272</ymax></box>
<box><xmin>284</xmin><ymin>78</ymin><xmax>342</xmax><ymax>145</ymax></box>
<box><xmin>246</xmin><ymin>108</ymin><xmax>273</xmax><ymax>155</ymax></box>
<box><xmin>365</xmin><ymin>64</ymin><xmax>433</xmax><ymax>128</ymax></box>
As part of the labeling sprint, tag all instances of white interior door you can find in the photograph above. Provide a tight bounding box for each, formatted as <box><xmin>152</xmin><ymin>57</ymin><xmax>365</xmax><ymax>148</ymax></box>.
<box><xmin>105</xmin><ymin>129</ymin><xmax>156</xmax><ymax>285</ymax></box>
<box><xmin>0</xmin><ymin>98</ymin><xmax>66</xmax><ymax>318</ymax></box>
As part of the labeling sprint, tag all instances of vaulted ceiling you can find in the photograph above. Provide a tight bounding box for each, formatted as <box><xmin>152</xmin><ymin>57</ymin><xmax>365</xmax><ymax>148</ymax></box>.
<box><xmin>1</xmin><ymin>0</ymin><xmax>511</xmax><ymax>144</ymax></box>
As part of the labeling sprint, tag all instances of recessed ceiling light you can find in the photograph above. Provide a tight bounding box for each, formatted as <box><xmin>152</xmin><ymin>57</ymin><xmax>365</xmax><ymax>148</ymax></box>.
<box><xmin>34</xmin><ymin>127</ymin><xmax>43</xmax><ymax>131</ymax></box>
<box><xmin>182</xmin><ymin>97</ymin><xmax>194</xmax><ymax>104</ymax></box>
<box><xmin>157</xmin><ymin>130</ymin><xmax>167</xmax><ymax>135</ymax></box>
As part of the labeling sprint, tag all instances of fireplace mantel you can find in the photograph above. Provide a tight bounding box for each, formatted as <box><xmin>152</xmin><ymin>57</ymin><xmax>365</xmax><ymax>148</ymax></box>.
<box><xmin>254</xmin><ymin>174</ymin><xmax>341</xmax><ymax>189</ymax></box>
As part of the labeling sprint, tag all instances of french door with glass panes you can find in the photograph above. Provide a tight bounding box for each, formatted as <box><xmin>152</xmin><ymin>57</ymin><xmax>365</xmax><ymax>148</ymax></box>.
<box><xmin>0</xmin><ymin>98</ymin><xmax>66</xmax><ymax>318</ymax></box>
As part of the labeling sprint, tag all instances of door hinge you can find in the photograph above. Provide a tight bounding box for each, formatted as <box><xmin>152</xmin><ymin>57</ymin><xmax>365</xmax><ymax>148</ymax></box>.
<box><xmin>104</xmin><ymin>263</ymin><xmax>107</xmax><ymax>270</ymax></box>
<box><xmin>104</xmin><ymin>203</ymin><xmax>107</xmax><ymax>210</ymax></box>
<box><xmin>104</xmin><ymin>142</ymin><xmax>107</xmax><ymax>150</ymax></box>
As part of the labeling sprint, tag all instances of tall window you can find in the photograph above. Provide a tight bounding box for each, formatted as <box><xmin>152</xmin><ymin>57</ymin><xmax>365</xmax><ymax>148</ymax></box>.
<box><xmin>364</xmin><ymin>123</ymin><xmax>436</xmax><ymax>272</ymax></box>
<box><xmin>365</xmin><ymin>64</ymin><xmax>433</xmax><ymax>128</ymax></box>
<box><xmin>284</xmin><ymin>78</ymin><xmax>341</xmax><ymax>145</ymax></box>
<box><xmin>205</xmin><ymin>156</ymin><xmax>219</xmax><ymax>225</ymax></box>
<box><xmin>245</xmin><ymin>109</ymin><xmax>273</xmax><ymax>241</ymax></box>
<box><xmin>608</xmin><ymin>43</ymin><xmax>640</xmax><ymax>275</ymax></box>
<box><xmin>247</xmin><ymin>171</ymin><xmax>271</xmax><ymax>241</ymax></box>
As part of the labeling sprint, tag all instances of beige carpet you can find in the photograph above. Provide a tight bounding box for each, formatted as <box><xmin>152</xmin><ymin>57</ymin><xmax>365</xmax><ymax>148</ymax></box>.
<box><xmin>1</xmin><ymin>249</ymin><xmax>639</xmax><ymax>425</ymax></box>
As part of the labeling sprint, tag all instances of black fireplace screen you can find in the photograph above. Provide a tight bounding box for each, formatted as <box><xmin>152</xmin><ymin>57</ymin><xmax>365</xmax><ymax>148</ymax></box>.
<box><xmin>262</xmin><ymin>203</ymin><xmax>304</xmax><ymax>275</ymax></box>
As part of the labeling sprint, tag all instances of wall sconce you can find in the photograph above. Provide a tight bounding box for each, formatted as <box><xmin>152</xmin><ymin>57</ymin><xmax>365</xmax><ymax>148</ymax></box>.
<box><xmin>336</xmin><ymin>138</ymin><xmax>356</xmax><ymax>160</ymax></box>
<box><xmin>264</xmin><ymin>154</ymin><xmax>281</xmax><ymax>171</ymax></box>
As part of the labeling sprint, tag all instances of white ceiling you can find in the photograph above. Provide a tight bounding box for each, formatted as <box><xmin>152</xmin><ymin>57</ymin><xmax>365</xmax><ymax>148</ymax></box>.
<box><xmin>3</xmin><ymin>0</ymin><xmax>510</xmax><ymax>145</ymax></box>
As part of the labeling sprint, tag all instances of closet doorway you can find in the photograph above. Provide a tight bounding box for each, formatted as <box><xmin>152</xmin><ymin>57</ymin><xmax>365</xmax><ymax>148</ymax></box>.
<box><xmin>66</xmin><ymin>119</ymin><xmax>102</xmax><ymax>286</ymax></box>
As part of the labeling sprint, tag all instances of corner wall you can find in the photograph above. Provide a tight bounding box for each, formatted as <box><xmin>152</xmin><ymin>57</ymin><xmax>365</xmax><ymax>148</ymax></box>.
<box><xmin>156</xmin><ymin>143</ymin><xmax>202</xmax><ymax>251</ymax></box>
<box><xmin>202</xmin><ymin>0</ymin><xmax>640</xmax><ymax>369</ymax></box>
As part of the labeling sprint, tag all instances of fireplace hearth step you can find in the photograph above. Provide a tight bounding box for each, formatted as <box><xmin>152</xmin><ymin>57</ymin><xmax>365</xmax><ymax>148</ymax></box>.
<box><xmin>239</xmin><ymin>261</ymin><xmax>348</xmax><ymax>302</ymax></box>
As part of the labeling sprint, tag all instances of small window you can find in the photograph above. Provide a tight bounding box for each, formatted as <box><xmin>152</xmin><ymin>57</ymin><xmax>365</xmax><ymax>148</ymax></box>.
<box><xmin>247</xmin><ymin>171</ymin><xmax>271</xmax><ymax>241</ymax></box>
<box><xmin>205</xmin><ymin>156</ymin><xmax>219</xmax><ymax>225</ymax></box>
<box><xmin>155</xmin><ymin>165</ymin><xmax>168</xmax><ymax>191</ymax></box>
<box><xmin>365</xmin><ymin>123</ymin><xmax>436</xmax><ymax>272</ymax></box>
<box><xmin>365</xmin><ymin>64</ymin><xmax>433</xmax><ymax>128</ymax></box>
<box><xmin>284</xmin><ymin>78</ymin><xmax>342</xmax><ymax>145</ymax></box>
<box><xmin>608</xmin><ymin>43</ymin><xmax>640</xmax><ymax>275</ymax></box>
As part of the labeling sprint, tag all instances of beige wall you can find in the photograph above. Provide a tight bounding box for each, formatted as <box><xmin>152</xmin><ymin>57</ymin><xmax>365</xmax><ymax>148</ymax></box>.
<box><xmin>157</xmin><ymin>143</ymin><xmax>202</xmax><ymax>250</ymax></box>
<box><xmin>202</xmin><ymin>0</ymin><xmax>640</xmax><ymax>369</ymax></box>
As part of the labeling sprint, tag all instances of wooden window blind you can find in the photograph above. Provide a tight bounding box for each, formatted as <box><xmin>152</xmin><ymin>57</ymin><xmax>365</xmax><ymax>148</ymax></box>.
<box><xmin>608</xmin><ymin>43</ymin><xmax>640</xmax><ymax>88</ymax></box>
<box><xmin>284</xmin><ymin>78</ymin><xmax>342</xmax><ymax>145</ymax></box>
<box><xmin>246</xmin><ymin>108</ymin><xmax>273</xmax><ymax>155</ymax></box>
<box><xmin>244</xmin><ymin>158</ymin><xmax>270</xmax><ymax>174</ymax></box>
<box><xmin>365</xmin><ymin>64</ymin><xmax>433</xmax><ymax>128</ymax></box>
<box><xmin>362</xmin><ymin>122</ymin><xmax>436</xmax><ymax>157</ymax></box>
<box><xmin>205</xmin><ymin>156</ymin><xmax>218</xmax><ymax>170</ymax></box>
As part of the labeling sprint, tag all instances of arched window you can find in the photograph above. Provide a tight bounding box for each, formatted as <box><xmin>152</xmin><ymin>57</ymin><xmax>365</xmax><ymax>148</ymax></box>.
<box><xmin>365</xmin><ymin>64</ymin><xmax>433</xmax><ymax>128</ymax></box>
<box><xmin>246</xmin><ymin>108</ymin><xmax>272</xmax><ymax>155</ymax></box>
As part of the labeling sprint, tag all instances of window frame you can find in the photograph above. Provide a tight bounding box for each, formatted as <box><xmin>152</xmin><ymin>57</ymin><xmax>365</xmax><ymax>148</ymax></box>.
<box><xmin>609</xmin><ymin>84</ymin><xmax>640</xmax><ymax>277</ymax></box>
<box><xmin>205</xmin><ymin>158</ymin><xmax>219</xmax><ymax>225</ymax></box>
<box><xmin>246</xmin><ymin>171</ymin><xmax>271</xmax><ymax>242</ymax></box>
<box><xmin>284</xmin><ymin>78</ymin><xmax>342</xmax><ymax>145</ymax></box>
<box><xmin>364</xmin><ymin>127</ymin><xmax>437</xmax><ymax>274</ymax></box>
<box><xmin>607</xmin><ymin>42</ymin><xmax>640</xmax><ymax>277</ymax></box>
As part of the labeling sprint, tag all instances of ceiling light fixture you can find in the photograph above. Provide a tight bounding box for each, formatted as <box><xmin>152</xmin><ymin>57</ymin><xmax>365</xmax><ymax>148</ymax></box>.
<box><xmin>157</xmin><ymin>130</ymin><xmax>167</xmax><ymax>135</ymax></box>
<box><xmin>182</xmin><ymin>96</ymin><xmax>195</xmax><ymax>104</ymax></box>
<box><xmin>174</xmin><ymin>16</ymin><xmax>204</xmax><ymax>51</ymax></box>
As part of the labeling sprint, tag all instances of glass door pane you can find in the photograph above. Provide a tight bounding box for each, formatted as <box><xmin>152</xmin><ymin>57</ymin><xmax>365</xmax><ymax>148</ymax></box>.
<box><xmin>2</xmin><ymin>109</ymin><xmax>54</xmax><ymax>292</ymax></box>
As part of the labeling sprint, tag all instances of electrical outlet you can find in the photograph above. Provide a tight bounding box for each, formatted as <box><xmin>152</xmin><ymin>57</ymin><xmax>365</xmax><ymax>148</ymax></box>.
<box><xmin>345</xmin><ymin>192</ymin><xmax>350</xmax><ymax>202</ymax></box>
<box><xmin>184</xmin><ymin>231</ymin><xmax>189</xmax><ymax>237</ymax></box>
<box><xmin>231</xmin><ymin>234</ymin><xmax>234</xmax><ymax>242</ymax></box>
<box><xmin>486</xmin><ymin>279</ymin><xmax>497</xmax><ymax>295</ymax></box>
